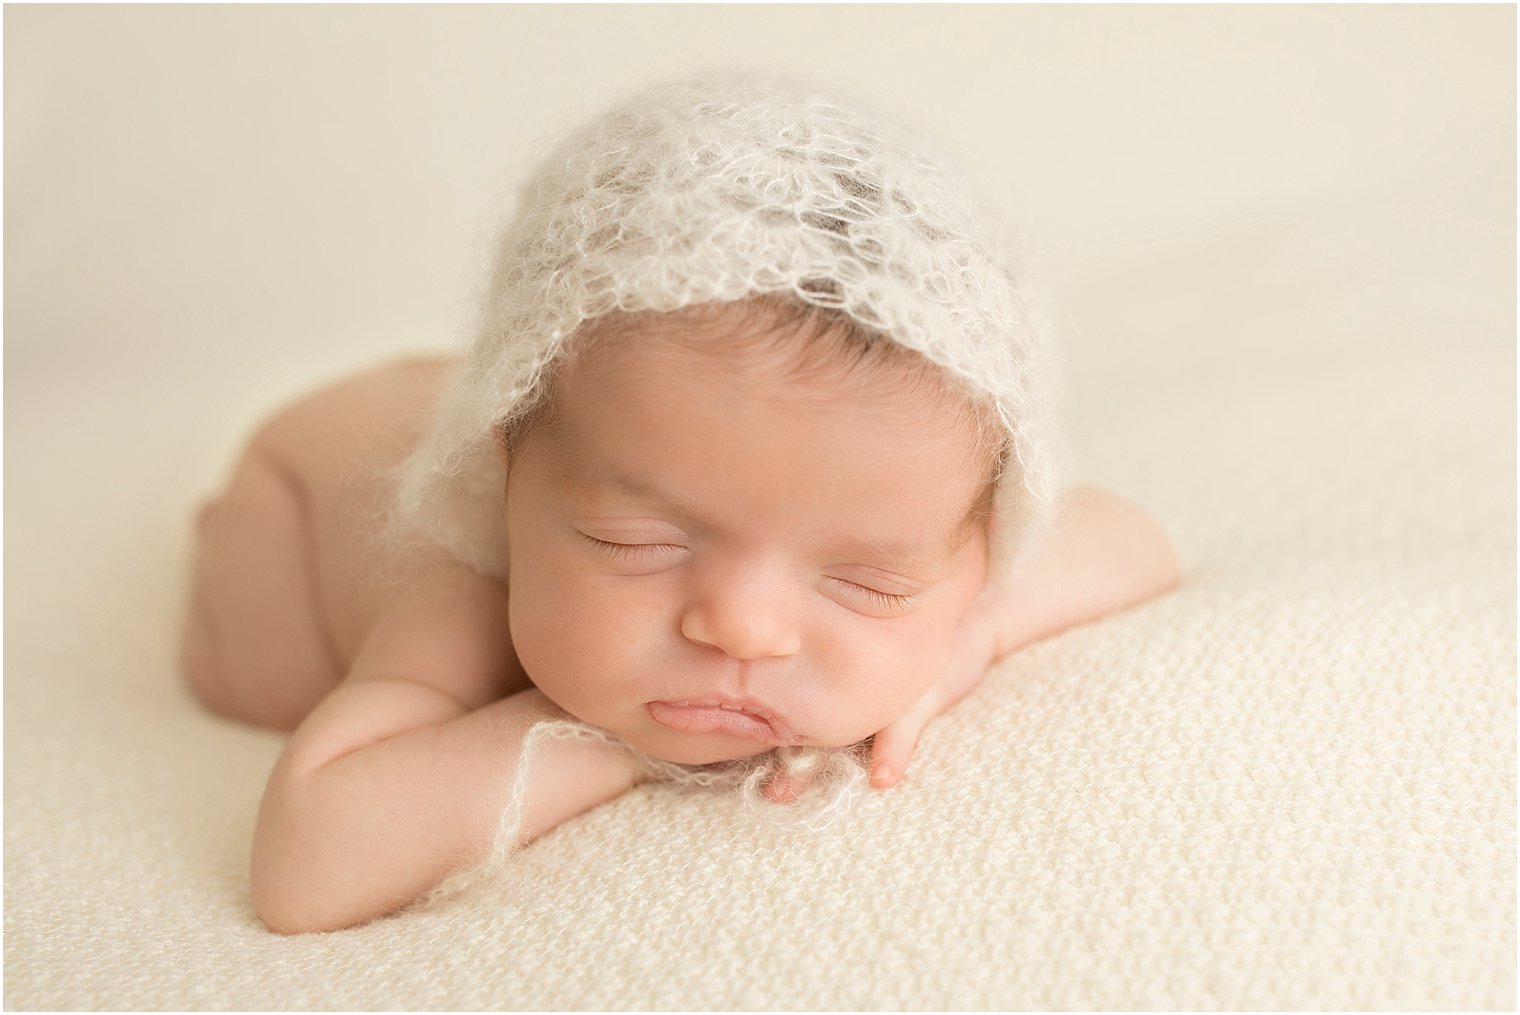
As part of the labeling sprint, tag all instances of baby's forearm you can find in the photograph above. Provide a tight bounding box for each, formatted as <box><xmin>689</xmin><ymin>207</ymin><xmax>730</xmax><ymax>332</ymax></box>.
<box><xmin>251</xmin><ymin>683</ymin><xmax>637</xmax><ymax>934</ymax></box>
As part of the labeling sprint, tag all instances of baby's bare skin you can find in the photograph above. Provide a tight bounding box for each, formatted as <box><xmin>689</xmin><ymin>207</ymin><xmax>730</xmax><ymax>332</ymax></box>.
<box><xmin>184</xmin><ymin>356</ymin><xmax>487</xmax><ymax>728</ymax></box>
<box><xmin>185</xmin><ymin>346</ymin><xmax>1181</xmax><ymax>933</ymax></box>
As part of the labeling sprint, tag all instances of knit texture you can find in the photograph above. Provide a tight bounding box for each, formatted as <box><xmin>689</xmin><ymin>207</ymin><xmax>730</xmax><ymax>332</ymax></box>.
<box><xmin>392</xmin><ymin>74</ymin><xmax>1063</xmax><ymax>580</ymax></box>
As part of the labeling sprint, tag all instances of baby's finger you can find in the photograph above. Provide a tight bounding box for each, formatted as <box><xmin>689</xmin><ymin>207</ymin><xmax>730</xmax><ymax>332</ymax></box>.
<box><xmin>868</xmin><ymin>690</ymin><xmax>943</xmax><ymax>789</ymax></box>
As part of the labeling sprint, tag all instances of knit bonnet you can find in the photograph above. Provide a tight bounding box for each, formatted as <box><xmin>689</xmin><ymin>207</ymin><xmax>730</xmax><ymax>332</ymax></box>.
<box><xmin>393</xmin><ymin>73</ymin><xmax>1062</xmax><ymax>579</ymax></box>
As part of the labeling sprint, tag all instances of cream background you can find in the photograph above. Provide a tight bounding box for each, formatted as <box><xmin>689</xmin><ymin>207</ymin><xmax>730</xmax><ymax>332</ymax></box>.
<box><xmin>5</xmin><ymin>5</ymin><xmax>1514</xmax><ymax>1010</ymax></box>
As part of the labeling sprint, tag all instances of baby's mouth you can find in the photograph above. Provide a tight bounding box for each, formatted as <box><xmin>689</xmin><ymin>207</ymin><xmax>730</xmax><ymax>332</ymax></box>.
<box><xmin>646</xmin><ymin>698</ymin><xmax>800</xmax><ymax>747</ymax></box>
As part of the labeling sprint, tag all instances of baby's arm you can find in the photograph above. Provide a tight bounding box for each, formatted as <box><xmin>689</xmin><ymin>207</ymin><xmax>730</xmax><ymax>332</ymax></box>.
<box><xmin>993</xmin><ymin>483</ymin><xmax>1184</xmax><ymax>655</ymax></box>
<box><xmin>251</xmin><ymin>562</ymin><xmax>640</xmax><ymax>934</ymax></box>
<box><xmin>867</xmin><ymin>484</ymin><xmax>1182</xmax><ymax>786</ymax></box>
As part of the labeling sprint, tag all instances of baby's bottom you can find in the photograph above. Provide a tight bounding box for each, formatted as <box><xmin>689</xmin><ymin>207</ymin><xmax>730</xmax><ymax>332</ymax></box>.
<box><xmin>180</xmin><ymin>433</ymin><xmax>342</xmax><ymax>731</ymax></box>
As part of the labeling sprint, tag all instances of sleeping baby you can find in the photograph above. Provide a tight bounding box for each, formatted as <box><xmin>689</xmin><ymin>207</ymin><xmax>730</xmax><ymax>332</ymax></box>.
<box><xmin>180</xmin><ymin>74</ymin><xmax>1181</xmax><ymax>933</ymax></box>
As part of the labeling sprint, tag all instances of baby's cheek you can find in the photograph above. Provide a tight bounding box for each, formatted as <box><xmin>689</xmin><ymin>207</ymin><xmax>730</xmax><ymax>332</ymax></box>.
<box><xmin>513</xmin><ymin>571</ymin><xmax>664</xmax><ymax>691</ymax></box>
<box><xmin>820</xmin><ymin>623</ymin><xmax>949</xmax><ymax>738</ymax></box>
<box><xmin>508</xmin><ymin>566</ymin><xmax>598</xmax><ymax>679</ymax></box>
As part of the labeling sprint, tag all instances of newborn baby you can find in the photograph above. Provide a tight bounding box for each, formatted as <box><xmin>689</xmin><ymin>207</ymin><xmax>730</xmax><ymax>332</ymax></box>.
<box><xmin>181</xmin><ymin>76</ymin><xmax>1181</xmax><ymax>933</ymax></box>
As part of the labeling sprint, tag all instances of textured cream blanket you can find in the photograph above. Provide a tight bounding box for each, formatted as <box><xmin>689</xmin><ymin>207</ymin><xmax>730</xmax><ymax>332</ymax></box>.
<box><xmin>5</xmin><ymin>6</ymin><xmax>1513</xmax><ymax>1010</ymax></box>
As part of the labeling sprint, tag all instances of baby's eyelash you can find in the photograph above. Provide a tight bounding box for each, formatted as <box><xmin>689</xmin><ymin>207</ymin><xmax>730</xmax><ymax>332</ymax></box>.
<box><xmin>830</xmin><ymin>578</ymin><xmax>919</xmax><ymax>612</ymax></box>
<box><xmin>580</xmin><ymin>534</ymin><xmax>684</xmax><ymax>559</ymax></box>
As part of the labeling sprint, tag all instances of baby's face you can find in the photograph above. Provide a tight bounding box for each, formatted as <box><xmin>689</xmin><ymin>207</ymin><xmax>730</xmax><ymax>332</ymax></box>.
<box><xmin>503</xmin><ymin>312</ymin><xmax>995</xmax><ymax>765</ymax></box>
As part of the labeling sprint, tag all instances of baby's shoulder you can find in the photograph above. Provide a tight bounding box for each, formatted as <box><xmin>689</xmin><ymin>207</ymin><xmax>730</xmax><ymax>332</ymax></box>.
<box><xmin>251</xmin><ymin>355</ymin><xmax>458</xmax><ymax>469</ymax></box>
<box><xmin>231</xmin><ymin>354</ymin><xmax>475</xmax><ymax>664</ymax></box>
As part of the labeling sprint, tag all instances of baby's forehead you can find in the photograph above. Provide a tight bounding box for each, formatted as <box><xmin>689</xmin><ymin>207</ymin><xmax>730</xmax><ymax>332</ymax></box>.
<box><xmin>563</xmin><ymin>297</ymin><xmax>990</xmax><ymax>427</ymax></box>
<box><xmin>536</xmin><ymin>306</ymin><xmax>1002</xmax><ymax>548</ymax></box>
<box><xmin>546</xmin><ymin>306</ymin><xmax>1003</xmax><ymax>503</ymax></box>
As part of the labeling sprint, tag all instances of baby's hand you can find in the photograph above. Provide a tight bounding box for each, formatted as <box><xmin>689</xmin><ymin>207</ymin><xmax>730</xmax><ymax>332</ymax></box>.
<box><xmin>865</xmin><ymin>578</ymin><xmax>1008</xmax><ymax>789</ymax></box>
<box><xmin>759</xmin><ymin>579</ymin><xmax>1009</xmax><ymax>803</ymax></box>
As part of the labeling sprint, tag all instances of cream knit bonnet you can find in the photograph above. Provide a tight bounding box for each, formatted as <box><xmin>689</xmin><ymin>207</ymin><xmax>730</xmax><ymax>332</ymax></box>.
<box><xmin>393</xmin><ymin>73</ymin><xmax>1062</xmax><ymax>579</ymax></box>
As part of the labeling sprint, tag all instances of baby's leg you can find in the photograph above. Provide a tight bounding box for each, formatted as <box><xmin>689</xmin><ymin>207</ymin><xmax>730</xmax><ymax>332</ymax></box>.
<box><xmin>181</xmin><ymin>432</ymin><xmax>343</xmax><ymax>731</ymax></box>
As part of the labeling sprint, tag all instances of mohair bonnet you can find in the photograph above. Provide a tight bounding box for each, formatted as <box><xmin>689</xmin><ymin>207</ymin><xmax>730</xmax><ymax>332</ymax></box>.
<box><xmin>393</xmin><ymin>73</ymin><xmax>1062</xmax><ymax>580</ymax></box>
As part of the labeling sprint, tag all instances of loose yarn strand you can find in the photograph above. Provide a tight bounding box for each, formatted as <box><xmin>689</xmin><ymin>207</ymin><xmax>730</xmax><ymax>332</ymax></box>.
<box><xmin>422</xmin><ymin>719</ymin><xmax>871</xmax><ymax>907</ymax></box>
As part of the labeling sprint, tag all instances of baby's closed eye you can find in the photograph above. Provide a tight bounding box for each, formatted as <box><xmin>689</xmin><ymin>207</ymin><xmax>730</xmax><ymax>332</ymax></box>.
<box><xmin>578</xmin><ymin>529</ymin><xmax>930</xmax><ymax>614</ymax></box>
<box><xmin>822</xmin><ymin>576</ymin><xmax>921</xmax><ymax>616</ymax></box>
<box><xmin>578</xmin><ymin>532</ymin><xmax>690</xmax><ymax>568</ymax></box>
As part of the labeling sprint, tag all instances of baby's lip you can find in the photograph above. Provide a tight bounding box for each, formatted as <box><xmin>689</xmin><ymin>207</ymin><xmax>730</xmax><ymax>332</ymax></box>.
<box><xmin>646</xmin><ymin>696</ymin><xmax>801</xmax><ymax>746</ymax></box>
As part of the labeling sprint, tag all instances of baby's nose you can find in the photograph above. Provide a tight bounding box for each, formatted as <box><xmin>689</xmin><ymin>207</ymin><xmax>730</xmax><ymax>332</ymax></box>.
<box><xmin>679</xmin><ymin>574</ymin><xmax>802</xmax><ymax>660</ymax></box>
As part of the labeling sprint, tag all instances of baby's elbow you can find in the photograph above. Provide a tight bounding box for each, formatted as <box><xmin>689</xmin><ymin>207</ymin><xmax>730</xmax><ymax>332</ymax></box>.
<box><xmin>1069</xmin><ymin>483</ymin><xmax>1184</xmax><ymax>601</ymax></box>
<box><xmin>252</xmin><ymin>885</ymin><xmax>316</xmax><ymax>936</ymax></box>
<box><xmin>250</xmin><ymin>794</ymin><xmax>380</xmax><ymax>935</ymax></box>
<box><xmin>1136</xmin><ymin>509</ymin><xmax>1184</xmax><ymax>597</ymax></box>
<box><xmin>254</xmin><ymin>902</ymin><xmax>355</xmax><ymax>937</ymax></box>
<box><xmin>1112</xmin><ymin>492</ymin><xmax>1184</xmax><ymax>600</ymax></box>
<box><xmin>251</xmin><ymin>850</ymin><xmax>331</xmax><ymax>935</ymax></box>
<box><xmin>251</xmin><ymin>858</ymin><xmax>378</xmax><ymax>936</ymax></box>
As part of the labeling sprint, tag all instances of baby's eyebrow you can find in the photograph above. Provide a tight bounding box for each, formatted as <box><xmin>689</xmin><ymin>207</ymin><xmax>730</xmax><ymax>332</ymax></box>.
<box><xmin>557</xmin><ymin>462</ymin><xmax>704</xmax><ymax>522</ymax></box>
<box><xmin>836</xmin><ymin>516</ymin><xmax>975</xmax><ymax>575</ymax></box>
